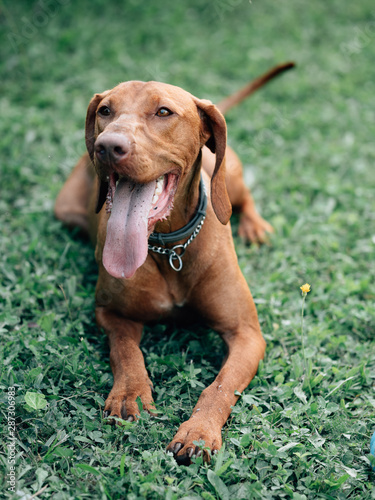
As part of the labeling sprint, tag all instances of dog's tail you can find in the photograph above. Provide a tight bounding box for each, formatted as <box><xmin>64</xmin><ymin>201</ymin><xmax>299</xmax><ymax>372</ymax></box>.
<box><xmin>217</xmin><ymin>61</ymin><xmax>295</xmax><ymax>114</ymax></box>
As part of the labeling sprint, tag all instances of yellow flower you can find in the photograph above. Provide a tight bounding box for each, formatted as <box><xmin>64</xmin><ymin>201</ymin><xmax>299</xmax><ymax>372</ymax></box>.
<box><xmin>300</xmin><ymin>283</ymin><xmax>311</xmax><ymax>294</ymax></box>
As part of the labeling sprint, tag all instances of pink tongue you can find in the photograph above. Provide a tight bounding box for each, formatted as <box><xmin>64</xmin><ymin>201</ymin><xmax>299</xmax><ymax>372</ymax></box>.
<box><xmin>103</xmin><ymin>178</ymin><xmax>156</xmax><ymax>279</ymax></box>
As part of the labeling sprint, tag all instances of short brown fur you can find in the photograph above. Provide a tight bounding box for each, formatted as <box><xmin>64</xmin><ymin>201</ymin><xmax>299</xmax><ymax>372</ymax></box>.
<box><xmin>55</xmin><ymin>63</ymin><xmax>293</xmax><ymax>465</ymax></box>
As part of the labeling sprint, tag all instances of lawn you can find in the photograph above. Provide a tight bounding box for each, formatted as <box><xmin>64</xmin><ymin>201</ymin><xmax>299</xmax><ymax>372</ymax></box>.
<box><xmin>1</xmin><ymin>0</ymin><xmax>375</xmax><ymax>498</ymax></box>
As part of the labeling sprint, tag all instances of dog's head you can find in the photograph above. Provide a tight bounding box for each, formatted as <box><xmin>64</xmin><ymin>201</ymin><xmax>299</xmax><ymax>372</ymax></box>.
<box><xmin>85</xmin><ymin>81</ymin><xmax>231</xmax><ymax>278</ymax></box>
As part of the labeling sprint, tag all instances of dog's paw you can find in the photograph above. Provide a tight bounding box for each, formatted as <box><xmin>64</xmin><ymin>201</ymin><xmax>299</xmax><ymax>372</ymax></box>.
<box><xmin>103</xmin><ymin>388</ymin><xmax>155</xmax><ymax>423</ymax></box>
<box><xmin>166</xmin><ymin>419</ymin><xmax>222</xmax><ymax>465</ymax></box>
<box><xmin>238</xmin><ymin>211</ymin><xmax>274</xmax><ymax>244</ymax></box>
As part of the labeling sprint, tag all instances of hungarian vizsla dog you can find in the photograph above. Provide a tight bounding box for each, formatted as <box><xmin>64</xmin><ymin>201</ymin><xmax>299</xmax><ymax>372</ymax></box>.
<box><xmin>55</xmin><ymin>62</ymin><xmax>293</xmax><ymax>465</ymax></box>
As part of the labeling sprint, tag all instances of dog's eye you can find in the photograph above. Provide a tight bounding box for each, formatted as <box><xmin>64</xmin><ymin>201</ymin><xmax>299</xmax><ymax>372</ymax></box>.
<box><xmin>156</xmin><ymin>107</ymin><xmax>172</xmax><ymax>117</ymax></box>
<box><xmin>98</xmin><ymin>106</ymin><xmax>111</xmax><ymax>116</ymax></box>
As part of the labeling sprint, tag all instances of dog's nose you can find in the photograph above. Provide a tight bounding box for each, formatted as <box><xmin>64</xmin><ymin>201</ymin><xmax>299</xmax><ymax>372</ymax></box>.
<box><xmin>95</xmin><ymin>134</ymin><xmax>131</xmax><ymax>163</ymax></box>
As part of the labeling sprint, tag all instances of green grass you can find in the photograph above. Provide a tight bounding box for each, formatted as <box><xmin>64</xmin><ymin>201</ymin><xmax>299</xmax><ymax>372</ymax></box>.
<box><xmin>1</xmin><ymin>0</ymin><xmax>375</xmax><ymax>498</ymax></box>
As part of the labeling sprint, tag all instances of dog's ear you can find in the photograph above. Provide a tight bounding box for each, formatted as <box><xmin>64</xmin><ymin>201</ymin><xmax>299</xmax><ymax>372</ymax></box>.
<box><xmin>85</xmin><ymin>90</ymin><xmax>110</xmax><ymax>162</ymax></box>
<box><xmin>194</xmin><ymin>98</ymin><xmax>232</xmax><ymax>225</ymax></box>
<box><xmin>85</xmin><ymin>91</ymin><xmax>110</xmax><ymax>213</ymax></box>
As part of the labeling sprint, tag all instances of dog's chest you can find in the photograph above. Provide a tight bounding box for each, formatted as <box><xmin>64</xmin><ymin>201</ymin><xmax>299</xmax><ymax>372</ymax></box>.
<box><xmin>142</xmin><ymin>283</ymin><xmax>190</xmax><ymax>319</ymax></box>
<box><xmin>105</xmin><ymin>274</ymin><xmax>193</xmax><ymax>323</ymax></box>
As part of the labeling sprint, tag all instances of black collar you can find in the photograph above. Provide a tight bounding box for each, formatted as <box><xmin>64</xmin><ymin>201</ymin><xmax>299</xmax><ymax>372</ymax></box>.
<box><xmin>148</xmin><ymin>177</ymin><xmax>207</xmax><ymax>246</ymax></box>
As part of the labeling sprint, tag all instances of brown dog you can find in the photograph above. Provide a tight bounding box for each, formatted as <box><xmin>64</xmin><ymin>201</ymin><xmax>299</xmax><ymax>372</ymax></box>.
<box><xmin>55</xmin><ymin>63</ymin><xmax>293</xmax><ymax>465</ymax></box>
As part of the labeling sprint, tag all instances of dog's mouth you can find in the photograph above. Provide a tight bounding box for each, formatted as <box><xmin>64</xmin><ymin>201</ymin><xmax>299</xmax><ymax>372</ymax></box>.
<box><xmin>102</xmin><ymin>172</ymin><xmax>179</xmax><ymax>279</ymax></box>
<box><xmin>105</xmin><ymin>172</ymin><xmax>178</xmax><ymax>228</ymax></box>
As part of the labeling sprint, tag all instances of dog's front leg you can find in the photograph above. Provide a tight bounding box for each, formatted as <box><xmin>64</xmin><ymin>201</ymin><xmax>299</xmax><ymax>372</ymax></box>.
<box><xmin>167</xmin><ymin>328</ymin><xmax>265</xmax><ymax>464</ymax></box>
<box><xmin>96</xmin><ymin>308</ymin><xmax>155</xmax><ymax>421</ymax></box>
<box><xmin>167</xmin><ymin>272</ymin><xmax>266</xmax><ymax>465</ymax></box>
